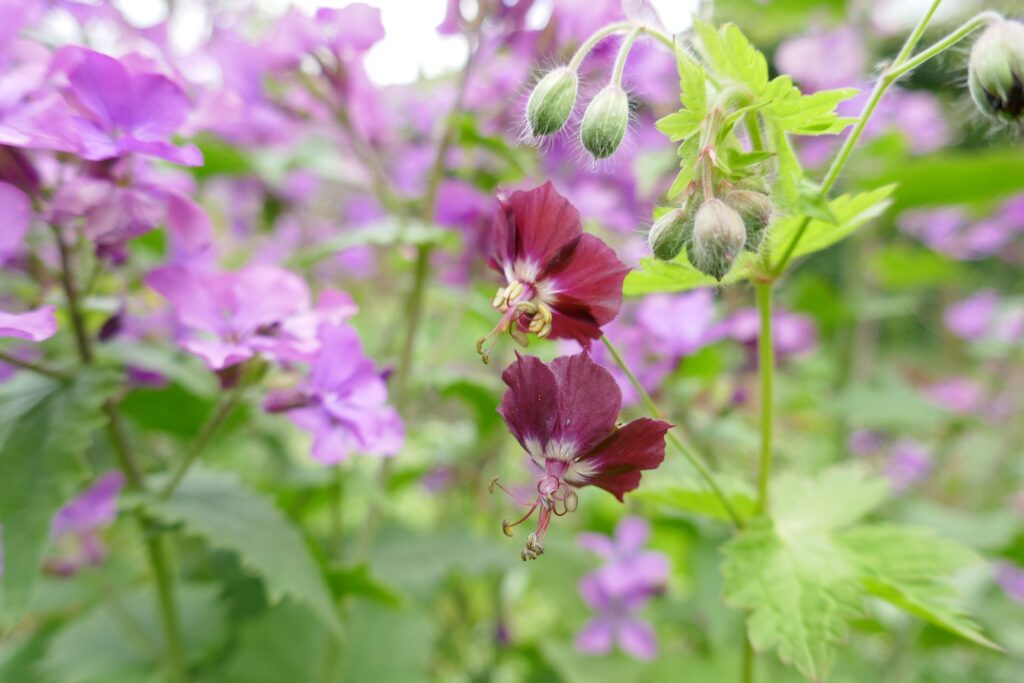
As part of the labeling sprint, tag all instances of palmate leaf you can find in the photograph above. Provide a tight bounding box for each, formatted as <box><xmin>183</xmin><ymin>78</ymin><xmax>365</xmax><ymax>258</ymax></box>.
<box><xmin>139</xmin><ymin>469</ymin><xmax>343</xmax><ymax>638</ymax></box>
<box><xmin>623</xmin><ymin>252</ymin><xmax>756</xmax><ymax>296</ymax></box>
<box><xmin>0</xmin><ymin>369</ymin><xmax>118</xmax><ymax>624</ymax></box>
<box><xmin>692</xmin><ymin>20</ymin><xmax>768</xmax><ymax>95</ymax></box>
<box><xmin>723</xmin><ymin>466</ymin><xmax>994</xmax><ymax>681</ymax></box>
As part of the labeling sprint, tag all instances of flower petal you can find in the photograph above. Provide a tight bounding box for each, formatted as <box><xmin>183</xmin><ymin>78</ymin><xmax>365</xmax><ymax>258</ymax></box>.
<box><xmin>493</xmin><ymin>181</ymin><xmax>582</xmax><ymax>275</ymax></box>
<box><xmin>0</xmin><ymin>305</ymin><xmax>58</xmax><ymax>341</ymax></box>
<box><xmin>498</xmin><ymin>352</ymin><xmax>558</xmax><ymax>458</ymax></box>
<box><xmin>617</xmin><ymin>617</ymin><xmax>658</xmax><ymax>661</ymax></box>
<box><xmin>549</xmin><ymin>352</ymin><xmax>620</xmax><ymax>455</ymax></box>
<box><xmin>575</xmin><ymin>617</ymin><xmax>615</xmax><ymax>655</ymax></box>
<box><xmin>571</xmin><ymin>418</ymin><xmax>670</xmax><ymax>501</ymax></box>
<box><xmin>543</xmin><ymin>233</ymin><xmax>628</xmax><ymax>344</ymax></box>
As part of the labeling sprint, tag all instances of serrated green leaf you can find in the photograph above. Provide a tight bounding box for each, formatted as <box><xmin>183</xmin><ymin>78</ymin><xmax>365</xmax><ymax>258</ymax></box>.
<box><xmin>0</xmin><ymin>369</ymin><xmax>118</xmax><ymax>623</ymax></box>
<box><xmin>138</xmin><ymin>469</ymin><xmax>342</xmax><ymax>638</ymax></box>
<box><xmin>721</xmin><ymin>24</ymin><xmax>768</xmax><ymax>93</ymax></box>
<box><xmin>773</xmin><ymin>465</ymin><xmax>890</xmax><ymax>531</ymax></box>
<box><xmin>221</xmin><ymin>601</ymin><xmax>329</xmax><ymax>683</ymax></box>
<box><xmin>796</xmin><ymin>181</ymin><xmax>838</xmax><ymax>224</ymax></box>
<box><xmin>327</xmin><ymin>564</ymin><xmax>404</xmax><ymax>607</ymax></box>
<box><xmin>623</xmin><ymin>253</ymin><xmax>756</xmax><ymax>296</ymax></box>
<box><xmin>723</xmin><ymin>516</ymin><xmax>863</xmax><ymax>681</ymax></box>
<box><xmin>841</xmin><ymin>525</ymin><xmax>1000</xmax><ymax>650</ymax></box>
<box><xmin>634</xmin><ymin>478</ymin><xmax>757</xmax><ymax>522</ymax></box>
<box><xmin>656</xmin><ymin>111</ymin><xmax>702</xmax><ymax>141</ymax></box>
<box><xmin>676</xmin><ymin>51</ymin><xmax>707</xmax><ymax>116</ymax></box>
<box><xmin>341</xmin><ymin>601</ymin><xmax>436</xmax><ymax>683</ymax></box>
<box><xmin>769</xmin><ymin>84</ymin><xmax>859</xmax><ymax>136</ymax></box>
<box><xmin>767</xmin><ymin>185</ymin><xmax>895</xmax><ymax>264</ymax></box>
<box><xmin>666</xmin><ymin>137</ymin><xmax>702</xmax><ymax>199</ymax></box>
<box><xmin>691</xmin><ymin>18</ymin><xmax>728</xmax><ymax>77</ymax></box>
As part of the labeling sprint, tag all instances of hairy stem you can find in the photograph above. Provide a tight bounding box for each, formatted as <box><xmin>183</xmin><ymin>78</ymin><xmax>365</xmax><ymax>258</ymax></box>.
<box><xmin>769</xmin><ymin>1</ymin><xmax>995</xmax><ymax>277</ymax></box>
<box><xmin>611</xmin><ymin>26</ymin><xmax>643</xmax><ymax>85</ymax></box>
<box><xmin>568</xmin><ymin>22</ymin><xmax>633</xmax><ymax>70</ymax></box>
<box><xmin>601</xmin><ymin>336</ymin><xmax>743</xmax><ymax>527</ymax></box>
<box><xmin>754</xmin><ymin>283</ymin><xmax>775</xmax><ymax>514</ymax></box>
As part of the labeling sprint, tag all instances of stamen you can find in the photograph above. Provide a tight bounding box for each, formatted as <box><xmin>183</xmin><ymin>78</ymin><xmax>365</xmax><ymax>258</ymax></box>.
<box><xmin>489</xmin><ymin>477</ymin><xmax>536</xmax><ymax>506</ymax></box>
<box><xmin>501</xmin><ymin>503</ymin><xmax>539</xmax><ymax>536</ymax></box>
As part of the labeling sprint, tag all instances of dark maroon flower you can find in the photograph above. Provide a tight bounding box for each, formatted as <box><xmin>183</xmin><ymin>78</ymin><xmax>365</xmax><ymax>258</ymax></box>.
<box><xmin>478</xmin><ymin>182</ymin><xmax>629</xmax><ymax>362</ymax></box>
<box><xmin>491</xmin><ymin>352</ymin><xmax>670</xmax><ymax>560</ymax></box>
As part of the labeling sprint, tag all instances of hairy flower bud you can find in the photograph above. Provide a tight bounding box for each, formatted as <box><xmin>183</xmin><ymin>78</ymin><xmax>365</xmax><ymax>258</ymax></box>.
<box><xmin>724</xmin><ymin>190</ymin><xmax>773</xmax><ymax>252</ymax></box>
<box><xmin>968</xmin><ymin>18</ymin><xmax>1024</xmax><ymax>121</ymax></box>
<box><xmin>688</xmin><ymin>198</ymin><xmax>746</xmax><ymax>280</ymax></box>
<box><xmin>526</xmin><ymin>67</ymin><xmax>579</xmax><ymax>136</ymax></box>
<box><xmin>580</xmin><ymin>85</ymin><xmax>629</xmax><ymax>160</ymax></box>
<box><xmin>648</xmin><ymin>196</ymin><xmax>701</xmax><ymax>260</ymax></box>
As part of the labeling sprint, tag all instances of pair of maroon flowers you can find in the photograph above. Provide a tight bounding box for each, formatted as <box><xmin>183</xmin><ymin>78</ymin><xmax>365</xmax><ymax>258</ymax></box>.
<box><xmin>482</xmin><ymin>182</ymin><xmax>671</xmax><ymax>560</ymax></box>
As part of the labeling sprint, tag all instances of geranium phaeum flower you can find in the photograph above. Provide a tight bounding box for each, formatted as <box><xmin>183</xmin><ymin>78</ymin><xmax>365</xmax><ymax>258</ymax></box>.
<box><xmin>0</xmin><ymin>305</ymin><xmax>57</xmax><ymax>341</ymax></box>
<box><xmin>479</xmin><ymin>182</ymin><xmax>629</xmax><ymax>362</ymax></box>
<box><xmin>146</xmin><ymin>264</ymin><xmax>355</xmax><ymax>370</ymax></box>
<box><xmin>46</xmin><ymin>471</ymin><xmax>123</xmax><ymax>576</ymax></box>
<box><xmin>265</xmin><ymin>323</ymin><xmax>403</xmax><ymax>465</ymax></box>
<box><xmin>492</xmin><ymin>352</ymin><xmax>669</xmax><ymax>560</ymax></box>
<box><xmin>62</xmin><ymin>49</ymin><xmax>202</xmax><ymax>166</ymax></box>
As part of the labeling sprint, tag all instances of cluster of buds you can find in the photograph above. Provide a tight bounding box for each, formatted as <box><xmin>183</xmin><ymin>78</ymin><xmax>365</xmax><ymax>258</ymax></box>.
<box><xmin>968</xmin><ymin>17</ymin><xmax>1024</xmax><ymax>123</ymax></box>
<box><xmin>648</xmin><ymin>171</ymin><xmax>773</xmax><ymax>281</ymax></box>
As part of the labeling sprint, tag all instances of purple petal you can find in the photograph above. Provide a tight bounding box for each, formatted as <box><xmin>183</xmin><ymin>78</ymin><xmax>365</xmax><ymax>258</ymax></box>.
<box><xmin>571</xmin><ymin>418</ymin><xmax>670</xmax><ymax>501</ymax></box>
<box><xmin>0</xmin><ymin>181</ymin><xmax>30</xmax><ymax>260</ymax></box>
<box><xmin>51</xmin><ymin>472</ymin><xmax>124</xmax><ymax>537</ymax></box>
<box><xmin>577</xmin><ymin>531</ymin><xmax>616</xmax><ymax>558</ymax></box>
<box><xmin>617</xmin><ymin>617</ymin><xmax>658</xmax><ymax>661</ymax></box>
<box><xmin>0</xmin><ymin>305</ymin><xmax>58</xmax><ymax>341</ymax></box>
<box><xmin>498</xmin><ymin>353</ymin><xmax>559</xmax><ymax>458</ymax></box>
<box><xmin>614</xmin><ymin>516</ymin><xmax>650</xmax><ymax>554</ymax></box>
<box><xmin>575</xmin><ymin>617</ymin><xmax>615</xmax><ymax>655</ymax></box>
<box><xmin>549</xmin><ymin>352</ymin><xmax>621</xmax><ymax>455</ymax></box>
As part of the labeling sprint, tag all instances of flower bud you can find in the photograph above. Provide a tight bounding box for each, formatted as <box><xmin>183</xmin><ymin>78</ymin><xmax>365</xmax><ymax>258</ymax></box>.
<box><xmin>580</xmin><ymin>85</ymin><xmax>629</xmax><ymax>160</ymax></box>
<box><xmin>968</xmin><ymin>18</ymin><xmax>1024</xmax><ymax>121</ymax></box>
<box><xmin>724</xmin><ymin>190</ymin><xmax>773</xmax><ymax>252</ymax></box>
<box><xmin>688</xmin><ymin>198</ymin><xmax>746</xmax><ymax>281</ymax></box>
<box><xmin>648</xmin><ymin>197</ymin><xmax>701</xmax><ymax>261</ymax></box>
<box><xmin>526</xmin><ymin>67</ymin><xmax>579</xmax><ymax>136</ymax></box>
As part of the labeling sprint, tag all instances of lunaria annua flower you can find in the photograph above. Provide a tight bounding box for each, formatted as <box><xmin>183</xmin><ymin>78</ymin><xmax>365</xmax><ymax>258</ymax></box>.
<box><xmin>146</xmin><ymin>264</ymin><xmax>356</xmax><ymax>370</ymax></box>
<box><xmin>575</xmin><ymin>516</ymin><xmax>668</xmax><ymax>660</ymax></box>
<box><xmin>478</xmin><ymin>182</ymin><xmax>629</xmax><ymax>363</ymax></box>
<box><xmin>46</xmin><ymin>472</ymin><xmax>124</xmax><ymax>576</ymax></box>
<box><xmin>264</xmin><ymin>323</ymin><xmax>403</xmax><ymax>465</ymax></box>
<box><xmin>490</xmin><ymin>352</ymin><xmax>670</xmax><ymax>560</ymax></box>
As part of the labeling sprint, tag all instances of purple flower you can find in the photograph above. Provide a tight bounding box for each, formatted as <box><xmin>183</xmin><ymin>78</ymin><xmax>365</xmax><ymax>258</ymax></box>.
<box><xmin>775</xmin><ymin>27</ymin><xmax>866</xmax><ymax>92</ymax></box>
<box><xmin>924</xmin><ymin>376</ymin><xmax>986</xmax><ymax>415</ymax></box>
<box><xmin>0</xmin><ymin>305</ymin><xmax>58</xmax><ymax>342</ymax></box>
<box><xmin>480</xmin><ymin>182</ymin><xmax>629</xmax><ymax>360</ymax></box>
<box><xmin>46</xmin><ymin>472</ymin><xmax>124</xmax><ymax>576</ymax></box>
<box><xmin>884</xmin><ymin>438</ymin><xmax>932</xmax><ymax>492</ymax></box>
<box><xmin>715</xmin><ymin>308</ymin><xmax>817</xmax><ymax>360</ymax></box>
<box><xmin>492</xmin><ymin>352</ymin><xmax>670</xmax><ymax>559</ymax></box>
<box><xmin>265</xmin><ymin>324</ymin><xmax>403</xmax><ymax>465</ymax></box>
<box><xmin>995</xmin><ymin>561</ymin><xmax>1024</xmax><ymax>603</ymax></box>
<box><xmin>945</xmin><ymin>290</ymin><xmax>999</xmax><ymax>340</ymax></box>
<box><xmin>575</xmin><ymin>517</ymin><xmax>667</xmax><ymax>661</ymax></box>
<box><xmin>146</xmin><ymin>264</ymin><xmax>355</xmax><ymax>370</ymax></box>
<box><xmin>314</xmin><ymin>4</ymin><xmax>385</xmax><ymax>56</ymax></box>
<box><xmin>636</xmin><ymin>290</ymin><xmax>717</xmax><ymax>358</ymax></box>
<box><xmin>61</xmin><ymin>49</ymin><xmax>201</xmax><ymax>166</ymax></box>
<box><xmin>847</xmin><ymin>429</ymin><xmax>885</xmax><ymax>456</ymax></box>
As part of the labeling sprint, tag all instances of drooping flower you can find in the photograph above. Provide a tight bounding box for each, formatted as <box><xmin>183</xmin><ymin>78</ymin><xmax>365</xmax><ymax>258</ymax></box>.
<box><xmin>491</xmin><ymin>352</ymin><xmax>669</xmax><ymax>560</ymax></box>
<box><xmin>265</xmin><ymin>323</ymin><xmax>403</xmax><ymax>465</ymax></box>
<box><xmin>61</xmin><ymin>49</ymin><xmax>202</xmax><ymax>166</ymax></box>
<box><xmin>479</xmin><ymin>182</ymin><xmax>629</xmax><ymax>362</ymax></box>
<box><xmin>146</xmin><ymin>264</ymin><xmax>355</xmax><ymax>370</ymax></box>
<box><xmin>575</xmin><ymin>517</ymin><xmax>668</xmax><ymax>660</ymax></box>
<box><xmin>46</xmin><ymin>472</ymin><xmax>124</xmax><ymax>576</ymax></box>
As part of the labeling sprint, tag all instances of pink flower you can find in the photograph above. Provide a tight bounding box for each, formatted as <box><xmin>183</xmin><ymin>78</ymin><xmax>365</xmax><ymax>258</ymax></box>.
<box><xmin>46</xmin><ymin>472</ymin><xmax>124</xmax><ymax>576</ymax></box>
<box><xmin>479</xmin><ymin>182</ymin><xmax>629</xmax><ymax>361</ymax></box>
<box><xmin>0</xmin><ymin>305</ymin><xmax>57</xmax><ymax>342</ymax></box>
<box><xmin>492</xmin><ymin>352</ymin><xmax>669</xmax><ymax>560</ymax></box>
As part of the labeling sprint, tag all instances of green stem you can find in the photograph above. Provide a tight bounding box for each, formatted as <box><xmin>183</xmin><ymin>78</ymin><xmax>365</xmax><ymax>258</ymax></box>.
<box><xmin>145</xmin><ymin>534</ymin><xmax>187</xmax><ymax>683</ymax></box>
<box><xmin>600</xmin><ymin>336</ymin><xmax>743</xmax><ymax>527</ymax></box>
<box><xmin>568</xmin><ymin>22</ymin><xmax>633</xmax><ymax>70</ymax></box>
<box><xmin>754</xmin><ymin>283</ymin><xmax>774</xmax><ymax>514</ymax></box>
<box><xmin>742</xmin><ymin>633</ymin><xmax>755</xmax><ymax>683</ymax></box>
<box><xmin>51</xmin><ymin>225</ymin><xmax>93</xmax><ymax>364</ymax></box>
<box><xmin>769</xmin><ymin>2</ymin><xmax>998</xmax><ymax>278</ymax></box>
<box><xmin>745</xmin><ymin>111</ymin><xmax>764</xmax><ymax>152</ymax></box>
<box><xmin>160</xmin><ymin>393</ymin><xmax>240</xmax><ymax>498</ymax></box>
<box><xmin>0</xmin><ymin>349</ymin><xmax>70</xmax><ymax>381</ymax></box>
<box><xmin>611</xmin><ymin>27</ymin><xmax>643</xmax><ymax>85</ymax></box>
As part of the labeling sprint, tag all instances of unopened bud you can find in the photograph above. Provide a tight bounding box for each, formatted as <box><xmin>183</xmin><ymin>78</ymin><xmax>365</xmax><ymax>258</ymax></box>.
<box><xmin>580</xmin><ymin>85</ymin><xmax>629</xmax><ymax>160</ymax></box>
<box><xmin>688</xmin><ymin>199</ymin><xmax>746</xmax><ymax>281</ymax></box>
<box><xmin>724</xmin><ymin>190</ymin><xmax>773</xmax><ymax>252</ymax></box>
<box><xmin>968</xmin><ymin>18</ymin><xmax>1024</xmax><ymax>121</ymax></box>
<box><xmin>526</xmin><ymin>67</ymin><xmax>579</xmax><ymax>136</ymax></box>
<box><xmin>648</xmin><ymin>197</ymin><xmax>701</xmax><ymax>261</ymax></box>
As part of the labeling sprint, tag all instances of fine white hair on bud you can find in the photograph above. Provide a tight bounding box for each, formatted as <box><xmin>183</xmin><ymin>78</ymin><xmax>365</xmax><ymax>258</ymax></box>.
<box><xmin>526</xmin><ymin>67</ymin><xmax>579</xmax><ymax>137</ymax></box>
<box><xmin>580</xmin><ymin>85</ymin><xmax>630</xmax><ymax>160</ymax></box>
<box><xmin>689</xmin><ymin>198</ymin><xmax>747</xmax><ymax>281</ymax></box>
<box><xmin>968</xmin><ymin>18</ymin><xmax>1024</xmax><ymax>122</ymax></box>
<box><xmin>724</xmin><ymin>189</ymin><xmax>774</xmax><ymax>252</ymax></box>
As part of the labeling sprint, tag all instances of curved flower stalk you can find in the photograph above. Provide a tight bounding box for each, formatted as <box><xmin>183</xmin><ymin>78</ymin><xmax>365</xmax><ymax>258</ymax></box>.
<box><xmin>490</xmin><ymin>352</ymin><xmax>669</xmax><ymax>560</ymax></box>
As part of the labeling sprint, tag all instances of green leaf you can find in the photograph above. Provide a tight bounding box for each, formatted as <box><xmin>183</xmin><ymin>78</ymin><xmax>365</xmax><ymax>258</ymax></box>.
<box><xmin>42</xmin><ymin>582</ymin><xmax>227</xmax><ymax>683</ymax></box>
<box><xmin>796</xmin><ymin>181</ymin><xmax>838</xmax><ymax>224</ymax></box>
<box><xmin>767</xmin><ymin>80</ymin><xmax>859</xmax><ymax>136</ymax></box>
<box><xmin>326</xmin><ymin>564</ymin><xmax>404</xmax><ymax>607</ymax></box>
<box><xmin>137</xmin><ymin>469</ymin><xmax>343</xmax><ymax>638</ymax></box>
<box><xmin>867</xmin><ymin>245</ymin><xmax>965</xmax><ymax>290</ymax></box>
<box><xmin>720</xmin><ymin>24</ymin><xmax>768</xmax><ymax>93</ymax></box>
<box><xmin>221</xmin><ymin>601</ymin><xmax>329</xmax><ymax>683</ymax></box>
<box><xmin>666</xmin><ymin>137</ymin><xmax>702</xmax><ymax>199</ymax></box>
<box><xmin>623</xmin><ymin>252</ymin><xmax>756</xmax><ymax>296</ymax></box>
<box><xmin>725</xmin><ymin>467</ymin><xmax>991</xmax><ymax>680</ymax></box>
<box><xmin>766</xmin><ymin>185</ymin><xmax>895</xmax><ymax>264</ymax></box>
<box><xmin>869</xmin><ymin>148</ymin><xmax>1024</xmax><ymax>210</ymax></box>
<box><xmin>691</xmin><ymin>18</ymin><xmax>728</xmax><ymax>77</ymax></box>
<box><xmin>634</xmin><ymin>478</ymin><xmax>757</xmax><ymax>522</ymax></box>
<box><xmin>340</xmin><ymin>601</ymin><xmax>436</xmax><ymax>683</ymax></box>
<box><xmin>0</xmin><ymin>369</ymin><xmax>117</xmax><ymax>623</ymax></box>
<box><xmin>656</xmin><ymin>111</ymin><xmax>702</xmax><ymax>141</ymax></box>
<box><xmin>841</xmin><ymin>525</ymin><xmax>1000</xmax><ymax>650</ymax></box>
<box><xmin>676</xmin><ymin>51</ymin><xmax>708</xmax><ymax>116</ymax></box>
